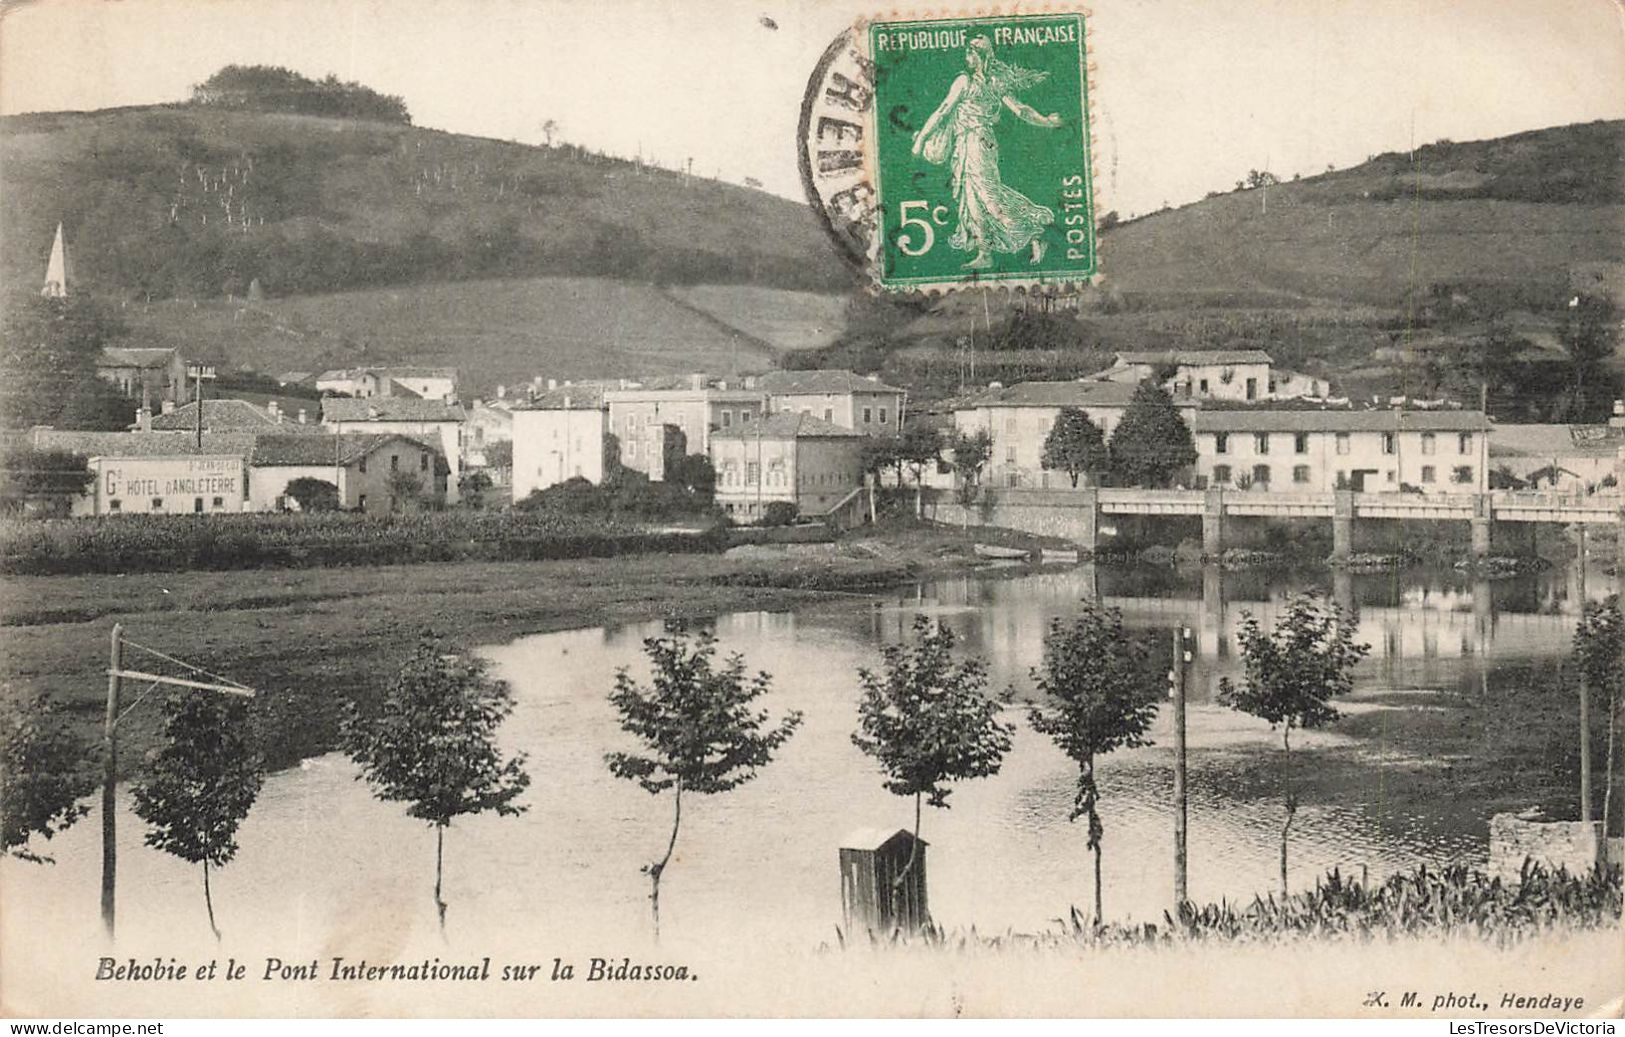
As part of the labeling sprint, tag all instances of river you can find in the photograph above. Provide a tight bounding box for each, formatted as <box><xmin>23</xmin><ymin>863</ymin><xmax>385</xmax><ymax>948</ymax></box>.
<box><xmin>1</xmin><ymin>558</ymin><xmax>1607</xmax><ymax>955</ymax></box>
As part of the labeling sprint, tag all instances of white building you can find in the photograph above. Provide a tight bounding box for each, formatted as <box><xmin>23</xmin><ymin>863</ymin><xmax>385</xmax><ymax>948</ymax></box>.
<box><xmin>710</xmin><ymin>413</ymin><xmax>867</xmax><ymax>521</ymax></box>
<box><xmin>1191</xmin><ymin>408</ymin><xmax>1491</xmax><ymax>493</ymax></box>
<box><xmin>1091</xmin><ymin>350</ymin><xmax>1330</xmax><ymax>402</ymax></box>
<box><xmin>248</xmin><ymin>433</ymin><xmax>445</xmax><ymax>513</ymax></box>
<box><xmin>603</xmin><ymin>376</ymin><xmax>768</xmax><ymax>479</ymax></box>
<box><xmin>953</xmin><ymin>380</ymin><xmax>1199</xmax><ymax>488</ymax></box>
<box><xmin>510</xmin><ymin>387</ymin><xmax>609</xmax><ymax>502</ymax></box>
<box><xmin>758</xmin><ymin>370</ymin><xmax>906</xmax><ymax>436</ymax></box>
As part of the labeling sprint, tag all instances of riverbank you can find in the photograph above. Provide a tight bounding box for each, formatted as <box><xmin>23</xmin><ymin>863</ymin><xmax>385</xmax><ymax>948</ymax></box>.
<box><xmin>0</xmin><ymin>522</ymin><xmax>1035</xmax><ymax>774</ymax></box>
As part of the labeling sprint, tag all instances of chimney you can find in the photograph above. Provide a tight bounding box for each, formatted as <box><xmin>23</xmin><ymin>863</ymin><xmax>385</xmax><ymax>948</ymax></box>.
<box><xmin>161</xmin><ymin>400</ymin><xmax>175</xmax><ymax>415</ymax></box>
<box><xmin>618</xmin><ymin>378</ymin><xmax>628</xmax><ymax>390</ymax></box>
<box><xmin>718</xmin><ymin>379</ymin><xmax>729</xmax><ymax>390</ymax></box>
<box><xmin>135</xmin><ymin>407</ymin><xmax>152</xmax><ymax>432</ymax></box>
<box><xmin>743</xmin><ymin>375</ymin><xmax>757</xmax><ymax>390</ymax></box>
<box><xmin>563</xmin><ymin>395</ymin><xmax>572</xmax><ymax>410</ymax></box>
<box><xmin>496</xmin><ymin>384</ymin><xmax>507</xmax><ymax>400</ymax></box>
<box><xmin>547</xmin><ymin>378</ymin><xmax>558</xmax><ymax>391</ymax></box>
<box><xmin>297</xmin><ymin>408</ymin><xmax>308</xmax><ymax>425</ymax></box>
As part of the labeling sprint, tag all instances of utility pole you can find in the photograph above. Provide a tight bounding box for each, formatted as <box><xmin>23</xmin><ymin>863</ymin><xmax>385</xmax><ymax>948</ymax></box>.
<box><xmin>1172</xmin><ymin>625</ymin><xmax>1191</xmax><ymax>908</ymax></box>
<box><xmin>101</xmin><ymin>624</ymin><xmax>255</xmax><ymax>940</ymax></box>
<box><xmin>187</xmin><ymin>364</ymin><xmax>216</xmax><ymax>450</ymax></box>
<box><xmin>1579</xmin><ymin>523</ymin><xmax>1591</xmax><ymax>828</ymax></box>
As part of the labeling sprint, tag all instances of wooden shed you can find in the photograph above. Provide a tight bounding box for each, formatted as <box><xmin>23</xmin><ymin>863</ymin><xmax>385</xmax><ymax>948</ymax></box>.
<box><xmin>839</xmin><ymin>827</ymin><xmax>929</xmax><ymax>935</ymax></box>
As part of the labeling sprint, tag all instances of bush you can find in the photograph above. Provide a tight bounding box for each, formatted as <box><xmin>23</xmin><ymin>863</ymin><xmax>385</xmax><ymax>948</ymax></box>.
<box><xmin>0</xmin><ymin>511</ymin><xmax>727</xmax><ymax>576</ymax></box>
<box><xmin>761</xmin><ymin>501</ymin><xmax>798</xmax><ymax>527</ymax></box>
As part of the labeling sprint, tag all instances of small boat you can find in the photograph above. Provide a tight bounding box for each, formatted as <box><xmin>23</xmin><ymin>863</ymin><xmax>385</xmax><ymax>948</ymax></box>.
<box><xmin>1040</xmin><ymin>548</ymin><xmax>1080</xmax><ymax>564</ymax></box>
<box><xmin>973</xmin><ymin>543</ymin><xmax>1031</xmax><ymax>560</ymax></box>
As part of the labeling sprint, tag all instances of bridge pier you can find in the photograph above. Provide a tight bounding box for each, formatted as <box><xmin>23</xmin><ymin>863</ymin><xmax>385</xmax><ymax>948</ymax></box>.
<box><xmin>1077</xmin><ymin>487</ymin><xmax>1099</xmax><ymax>551</ymax></box>
<box><xmin>1332</xmin><ymin>490</ymin><xmax>1355</xmax><ymax>561</ymax></box>
<box><xmin>1471</xmin><ymin>494</ymin><xmax>1493</xmax><ymax>557</ymax></box>
<box><xmin>1202</xmin><ymin>488</ymin><xmax>1225</xmax><ymax>557</ymax></box>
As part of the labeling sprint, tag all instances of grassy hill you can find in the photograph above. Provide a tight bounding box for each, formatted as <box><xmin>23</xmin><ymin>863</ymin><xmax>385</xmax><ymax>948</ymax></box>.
<box><xmin>864</xmin><ymin>121</ymin><xmax>1624</xmax><ymax>409</ymax></box>
<box><xmin>1</xmin><ymin>104</ymin><xmax>855</xmax><ymax>299</ymax></box>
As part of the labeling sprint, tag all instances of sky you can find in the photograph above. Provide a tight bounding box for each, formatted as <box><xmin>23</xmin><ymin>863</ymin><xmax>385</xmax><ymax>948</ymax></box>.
<box><xmin>1</xmin><ymin>0</ymin><xmax>1623</xmax><ymax>217</ymax></box>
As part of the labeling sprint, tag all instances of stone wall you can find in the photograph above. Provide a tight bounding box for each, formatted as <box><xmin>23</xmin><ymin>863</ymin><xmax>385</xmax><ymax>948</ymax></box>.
<box><xmin>924</xmin><ymin>487</ymin><xmax>1098</xmax><ymax>545</ymax></box>
<box><xmin>1487</xmin><ymin>813</ymin><xmax>1601</xmax><ymax>883</ymax></box>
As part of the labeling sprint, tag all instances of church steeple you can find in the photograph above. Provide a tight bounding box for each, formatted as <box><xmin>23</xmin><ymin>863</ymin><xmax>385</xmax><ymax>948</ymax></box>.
<box><xmin>41</xmin><ymin>222</ymin><xmax>68</xmax><ymax>297</ymax></box>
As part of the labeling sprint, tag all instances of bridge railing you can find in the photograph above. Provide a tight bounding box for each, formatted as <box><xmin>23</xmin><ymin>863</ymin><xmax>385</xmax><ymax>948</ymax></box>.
<box><xmin>1491</xmin><ymin>490</ymin><xmax>1622</xmax><ymax>510</ymax></box>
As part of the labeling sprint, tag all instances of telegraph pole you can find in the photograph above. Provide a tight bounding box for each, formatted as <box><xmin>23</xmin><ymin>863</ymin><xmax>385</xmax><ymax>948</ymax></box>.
<box><xmin>100</xmin><ymin>624</ymin><xmax>255</xmax><ymax>941</ymax></box>
<box><xmin>101</xmin><ymin>624</ymin><xmax>121</xmax><ymax>936</ymax></box>
<box><xmin>1579</xmin><ymin>524</ymin><xmax>1591</xmax><ymax>827</ymax></box>
<box><xmin>188</xmin><ymin>364</ymin><xmax>216</xmax><ymax>450</ymax></box>
<box><xmin>1172</xmin><ymin>625</ymin><xmax>1191</xmax><ymax>908</ymax></box>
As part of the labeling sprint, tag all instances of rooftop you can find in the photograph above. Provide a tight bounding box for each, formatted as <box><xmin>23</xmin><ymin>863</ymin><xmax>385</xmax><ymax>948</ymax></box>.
<box><xmin>517</xmin><ymin>386</ymin><xmax>608</xmax><ymax>410</ymax></box>
<box><xmin>1489</xmin><ymin>424</ymin><xmax>1625</xmax><ymax>458</ymax></box>
<box><xmin>758</xmin><ymin>369</ymin><xmax>904</xmax><ymax>395</ymax></box>
<box><xmin>961</xmin><ymin>381</ymin><xmax>1199</xmax><ymax>409</ymax></box>
<box><xmin>148</xmin><ymin>399</ymin><xmax>317</xmax><ymax>432</ymax></box>
<box><xmin>97</xmin><ymin>346</ymin><xmax>179</xmax><ymax>370</ymax></box>
<box><xmin>712</xmin><ymin>413</ymin><xmax>866</xmax><ymax>440</ymax></box>
<box><xmin>27</xmin><ymin>429</ymin><xmax>258</xmax><ymax>458</ymax></box>
<box><xmin>1192</xmin><ymin>408</ymin><xmax>1491</xmax><ymax>433</ymax></box>
<box><xmin>322</xmin><ymin>397</ymin><xmax>466</xmax><ymax>423</ymax></box>
<box><xmin>1115</xmin><ymin>349</ymin><xmax>1274</xmax><ymax>366</ymax></box>
<box><xmin>250</xmin><ymin>433</ymin><xmax>436</xmax><ymax>467</ymax></box>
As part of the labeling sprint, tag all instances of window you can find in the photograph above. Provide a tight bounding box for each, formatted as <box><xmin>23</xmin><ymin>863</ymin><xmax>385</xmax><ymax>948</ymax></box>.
<box><xmin>1252</xmin><ymin>464</ymin><xmax>1270</xmax><ymax>485</ymax></box>
<box><xmin>1382</xmin><ymin>432</ymin><xmax>1396</xmax><ymax>455</ymax></box>
<box><xmin>746</xmin><ymin>462</ymin><xmax>760</xmax><ymax>484</ymax></box>
<box><xmin>1453</xmin><ymin>466</ymin><xmax>1474</xmax><ymax>484</ymax></box>
<box><xmin>1005</xmin><ymin>471</ymin><xmax>1020</xmax><ymax>487</ymax></box>
<box><xmin>151</xmin><ymin>498</ymin><xmax>164</xmax><ymax>510</ymax></box>
<box><xmin>1245</xmin><ymin>377</ymin><xmax>1258</xmax><ymax>400</ymax></box>
<box><xmin>824</xmin><ymin>408</ymin><xmax>833</xmax><ymax>421</ymax></box>
<box><xmin>1254</xmin><ymin>433</ymin><xmax>1270</xmax><ymax>454</ymax></box>
<box><xmin>1212</xmin><ymin>464</ymin><xmax>1232</xmax><ymax>484</ymax></box>
<box><xmin>358</xmin><ymin>455</ymin><xmax>367</xmax><ymax>473</ymax></box>
<box><xmin>742</xmin><ymin>410</ymin><xmax>753</xmax><ymax>423</ymax></box>
<box><xmin>721</xmin><ymin>411</ymin><xmax>732</xmax><ymax>428</ymax></box>
<box><xmin>194</xmin><ymin>498</ymin><xmax>204</xmax><ymax>513</ymax></box>
<box><xmin>1199</xmin><ymin>379</ymin><xmax>1210</xmax><ymax>395</ymax></box>
<box><xmin>1420</xmin><ymin>433</ymin><xmax>1436</xmax><ymax>455</ymax></box>
<box><xmin>879</xmin><ymin>408</ymin><xmax>888</xmax><ymax>425</ymax></box>
<box><xmin>1459</xmin><ymin>433</ymin><xmax>1473</xmax><ymax>454</ymax></box>
<box><xmin>1005</xmin><ymin>444</ymin><xmax>1017</xmax><ymax>462</ymax></box>
<box><xmin>1294</xmin><ymin>433</ymin><xmax>1309</xmax><ymax>454</ymax></box>
<box><xmin>390</xmin><ymin>454</ymin><xmax>400</xmax><ymax>472</ymax></box>
<box><xmin>419</xmin><ymin>453</ymin><xmax>428</xmax><ymax>471</ymax></box>
<box><xmin>1214</xmin><ymin>433</ymin><xmax>1229</xmax><ymax>454</ymax></box>
<box><xmin>1335</xmin><ymin>433</ymin><xmax>1350</xmax><ymax>455</ymax></box>
<box><xmin>863</xmin><ymin>407</ymin><xmax>874</xmax><ymax>423</ymax></box>
<box><xmin>1387</xmin><ymin>470</ymin><xmax>1396</xmax><ymax>483</ymax></box>
<box><xmin>212</xmin><ymin>496</ymin><xmax>224</xmax><ymax>509</ymax></box>
<box><xmin>1421</xmin><ymin>465</ymin><xmax>1436</xmax><ymax>483</ymax></box>
<box><xmin>358</xmin><ymin>494</ymin><xmax>367</xmax><ymax>510</ymax></box>
<box><xmin>109</xmin><ymin>500</ymin><xmax>121</xmax><ymax>513</ymax></box>
<box><xmin>1292</xmin><ymin>465</ymin><xmax>1310</xmax><ymax>484</ymax></box>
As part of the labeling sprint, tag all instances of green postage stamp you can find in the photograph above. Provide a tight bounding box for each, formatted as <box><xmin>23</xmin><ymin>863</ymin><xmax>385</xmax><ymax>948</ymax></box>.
<box><xmin>866</xmin><ymin>12</ymin><xmax>1096</xmax><ymax>292</ymax></box>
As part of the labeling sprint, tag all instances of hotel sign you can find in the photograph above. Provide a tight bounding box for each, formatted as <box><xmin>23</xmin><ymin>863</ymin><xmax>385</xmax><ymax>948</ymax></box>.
<box><xmin>95</xmin><ymin>455</ymin><xmax>244</xmax><ymax>514</ymax></box>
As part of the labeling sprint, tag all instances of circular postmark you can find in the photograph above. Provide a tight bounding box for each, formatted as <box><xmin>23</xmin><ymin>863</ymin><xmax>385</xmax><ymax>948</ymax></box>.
<box><xmin>798</xmin><ymin>28</ymin><xmax>880</xmax><ymax>277</ymax></box>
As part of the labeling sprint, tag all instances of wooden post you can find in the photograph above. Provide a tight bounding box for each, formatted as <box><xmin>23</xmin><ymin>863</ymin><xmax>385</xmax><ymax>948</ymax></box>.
<box><xmin>1580</xmin><ymin>524</ymin><xmax>1592</xmax><ymax>825</ymax></box>
<box><xmin>1172</xmin><ymin>626</ymin><xmax>1189</xmax><ymax>909</ymax></box>
<box><xmin>102</xmin><ymin>623</ymin><xmax>121</xmax><ymax>939</ymax></box>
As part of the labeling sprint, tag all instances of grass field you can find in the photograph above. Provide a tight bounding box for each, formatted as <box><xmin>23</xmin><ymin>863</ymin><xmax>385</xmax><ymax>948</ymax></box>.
<box><xmin>118</xmin><ymin>276</ymin><xmax>851</xmax><ymax>394</ymax></box>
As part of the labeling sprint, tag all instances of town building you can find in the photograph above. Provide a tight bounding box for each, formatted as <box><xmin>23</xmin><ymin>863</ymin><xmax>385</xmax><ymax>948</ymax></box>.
<box><xmin>1489</xmin><ymin>424</ymin><xmax>1623</xmax><ymax>493</ymax></box>
<box><xmin>143</xmin><ymin>398</ymin><xmax>318</xmax><ymax>433</ymax></box>
<box><xmin>757</xmin><ymin>370</ymin><xmax>907</xmax><ymax>436</ymax></box>
<box><xmin>248</xmin><ymin>433</ymin><xmax>445</xmax><ymax>513</ymax></box>
<box><xmin>604</xmin><ymin>376</ymin><xmax>768</xmax><ymax>479</ymax></box>
<box><xmin>464</xmin><ymin>400</ymin><xmax>515</xmax><ymax>471</ymax></box>
<box><xmin>22</xmin><ymin>430</ymin><xmax>258</xmax><ymax>516</ymax></box>
<box><xmin>509</xmin><ymin>387</ymin><xmax>609</xmax><ymax>502</ymax></box>
<box><xmin>953</xmin><ymin>380</ymin><xmax>1200</xmax><ymax>489</ymax></box>
<box><xmin>96</xmin><ymin>347</ymin><xmax>188</xmax><ymax>408</ymax></box>
<box><xmin>1089</xmin><ymin>350</ymin><xmax>1330</xmax><ymax>402</ymax></box>
<box><xmin>1191</xmin><ymin>408</ymin><xmax>1491</xmax><ymax>493</ymax></box>
<box><xmin>320</xmin><ymin>397</ymin><xmax>467</xmax><ymax>502</ymax></box>
<box><xmin>315</xmin><ymin>367</ymin><xmax>457</xmax><ymax>400</ymax></box>
<box><xmin>710</xmin><ymin>413</ymin><xmax>867</xmax><ymax>521</ymax></box>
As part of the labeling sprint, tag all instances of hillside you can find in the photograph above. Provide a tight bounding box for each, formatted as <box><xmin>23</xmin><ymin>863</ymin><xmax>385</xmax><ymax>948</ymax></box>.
<box><xmin>866</xmin><ymin>121</ymin><xmax>1624</xmax><ymax>411</ymax></box>
<box><xmin>0</xmin><ymin>104</ymin><xmax>855</xmax><ymax>298</ymax></box>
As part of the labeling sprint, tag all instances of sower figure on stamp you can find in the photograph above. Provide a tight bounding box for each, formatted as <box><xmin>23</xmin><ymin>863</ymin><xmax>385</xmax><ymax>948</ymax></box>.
<box><xmin>911</xmin><ymin>35</ymin><xmax>1062</xmax><ymax>270</ymax></box>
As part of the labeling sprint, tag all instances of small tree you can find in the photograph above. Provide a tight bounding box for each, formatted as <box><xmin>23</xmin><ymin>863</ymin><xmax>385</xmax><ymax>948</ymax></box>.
<box><xmin>1027</xmin><ymin>601</ymin><xmax>1162</xmax><ymax>923</ymax></box>
<box><xmin>897</xmin><ymin>422</ymin><xmax>942</xmax><ymax>516</ymax></box>
<box><xmin>852</xmin><ymin>616</ymin><xmax>1014</xmax><ymax>928</ymax></box>
<box><xmin>1</xmin><ymin>691</ymin><xmax>96</xmax><ymax>864</ymax></box>
<box><xmin>482</xmin><ymin>439</ymin><xmax>513</xmax><ymax>473</ymax></box>
<box><xmin>950</xmin><ymin>429</ymin><xmax>993</xmax><ymax>516</ymax></box>
<box><xmin>131</xmin><ymin>692</ymin><xmax>264</xmax><ymax>940</ymax></box>
<box><xmin>761</xmin><ymin>500</ymin><xmax>797</xmax><ymax>527</ymax></box>
<box><xmin>386</xmin><ymin>469</ymin><xmax>425</xmax><ymax>511</ymax></box>
<box><xmin>0</xmin><ymin>449</ymin><xmax>92</xmax><ymax>515</ymax></box>
<box><xmin>605</xmin><ymin>624</ymin><xmax>802</xmax><ymax>939</ymax></box>
<box><xmin>1108</xmin><ymin>381</ymin><xmax>1197</xmax><ymax>487</ymax></box>
<box><xmin>344</xmin><ymin>637</ymin><xmax>530</xmax><ymax>930</ymax></box>
<box><xmin>283</xmin><ymin>476</ymin><xmax>339</xmax><ymax>512</ymax></box>
<box><xmin>1219</xmin><ymin>595</ymin><xmax>1368</xmax><ymax>896</ymax></box>
<box><xmin>667</xmin><ymin>453</ymin><xmax>717</xmax><ymax>505</ymax></box>
<box><xmin>1574</xmin><ymin>596</ymin><xmax>1621</xmax><ymax>841</ymax></box>
<box><xmin>1041</xmin><ymin>407</ymin><xmax>1108</xmax><ymax>488</ymax></box>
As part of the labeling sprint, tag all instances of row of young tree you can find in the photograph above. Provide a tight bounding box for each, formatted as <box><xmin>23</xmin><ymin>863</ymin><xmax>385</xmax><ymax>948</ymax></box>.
<box><xmin>7</xmin><ymin>590</ymin><xmax>1618</xmax><ymax>939</ymax></box>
